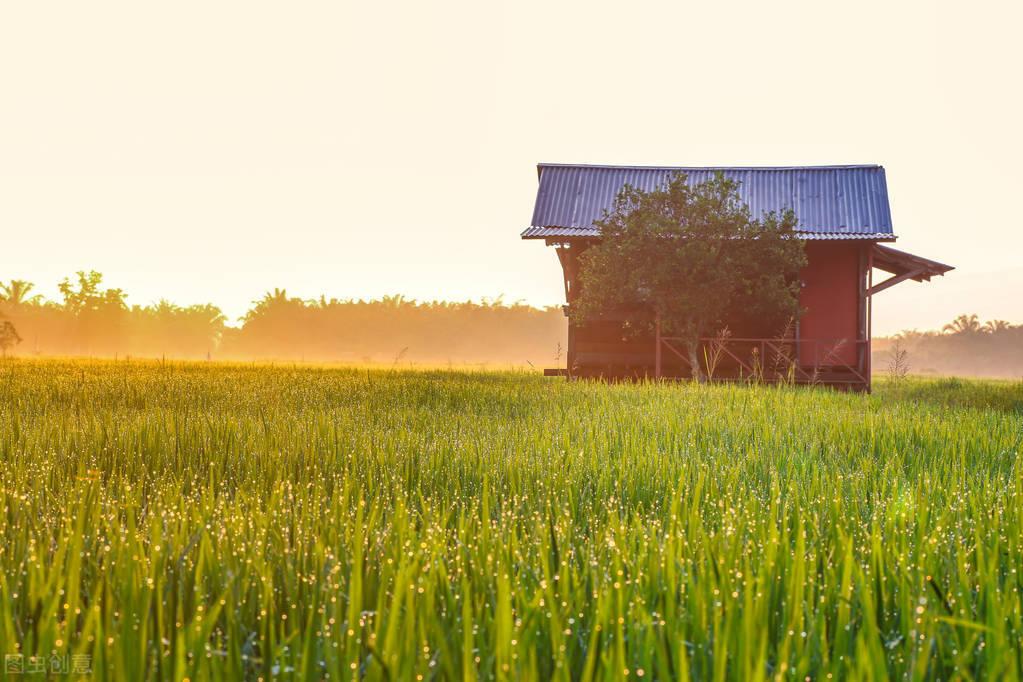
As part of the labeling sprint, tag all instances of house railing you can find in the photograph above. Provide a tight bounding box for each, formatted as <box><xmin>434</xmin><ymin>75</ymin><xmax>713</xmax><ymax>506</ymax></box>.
<box><xmin>654</xmin><ymin>335</ymin><xmax>869</xmax><ymax>385</ymax></box>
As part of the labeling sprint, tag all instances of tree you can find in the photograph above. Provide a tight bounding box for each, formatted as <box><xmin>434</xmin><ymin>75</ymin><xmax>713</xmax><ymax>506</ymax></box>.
<box><xmin>0</xmin><ymin>319</ymin><xmax>21</xmax><ymax>356</ymax></box>
<box><xmin>58</xmin><ymin>271</ymin><xmax>126</xmax><ymax>314</ymax></box>
<box><xmin>57</xmin><ymin>271</ymin><xmax>128</xmax><ymax>354</ymax></box>
<box><xmin>130</xmin><ymin>300</ymin><xmax>227</xmax><ymax>356</ymax></box>
<box><xmin>983</xmin><ymin>319</ymin><xmax>1013</xmax><ymax>333</ymax></box>
<box><xmin>0</xmin><ymin>280</ymin><xmax>40</xmax><ymax>306</ymax></box>
<box><xmin>942</xmin><ymin>314</ymin><xmax>981</xmax><ymax>335</ymax></box>
<box><xmin>573</xmin><ymin>172</ymin><xmax>806</xmax><ymax>381</ymax></box>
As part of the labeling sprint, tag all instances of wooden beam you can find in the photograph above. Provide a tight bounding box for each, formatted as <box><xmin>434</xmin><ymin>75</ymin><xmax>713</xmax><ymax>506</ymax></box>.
<box><xmin>867</xmin><ymin>268</ymin><xmax>926</xmax><ymax>297</ymax></box>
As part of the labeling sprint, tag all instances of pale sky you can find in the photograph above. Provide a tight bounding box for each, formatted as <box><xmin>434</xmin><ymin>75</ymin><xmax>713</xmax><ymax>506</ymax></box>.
<box><xmin>1</xmin><ymin>0</ymin><xmax>1020</xmax><ymax>335</ymax></box>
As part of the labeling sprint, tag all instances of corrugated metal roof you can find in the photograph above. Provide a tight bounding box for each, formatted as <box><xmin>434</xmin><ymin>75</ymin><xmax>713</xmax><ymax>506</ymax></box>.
<box><xmin>524</xmin><ymin>163</ymin><xmax>895</xmax><ymax>240</ymax></box>
<box><xmin>521</xmin><ymin>226</ymin><xmax>603</xmax><ymax>238</ymax></box>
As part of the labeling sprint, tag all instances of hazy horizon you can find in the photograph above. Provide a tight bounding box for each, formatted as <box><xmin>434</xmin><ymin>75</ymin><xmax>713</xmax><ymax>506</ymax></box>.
<box><xmin>2</xmin><ymin>264</ymin><xmax>1018</xmax><ymax>336</ymax></box>
<box><xmin>2</xmin><ymin>0</ymin><xmax>1021</xmax><ymax>336</ymax></box>
<box><xmin>3</xmin><ymin>270</ymin><xmax>1016</xmax><ymax>340</ymax></box>
<box><xmin>5</xmin><ymin>279</ymin><xmax>1022</xmax><ymax>377</ymax></box>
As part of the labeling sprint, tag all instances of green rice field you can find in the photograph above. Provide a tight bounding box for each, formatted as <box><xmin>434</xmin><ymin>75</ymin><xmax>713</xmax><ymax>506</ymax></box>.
<box><xmin>1</xmin><ymin>359</ymin><xmax>1022</xmax><ymax>680</ymax></box>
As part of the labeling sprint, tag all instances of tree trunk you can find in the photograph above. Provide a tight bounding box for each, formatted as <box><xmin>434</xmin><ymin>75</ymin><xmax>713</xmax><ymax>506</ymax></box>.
<box><xmin>686</xmin><ymin>339</ymin><xmax>706</xmax><ymax>383</ymax></box>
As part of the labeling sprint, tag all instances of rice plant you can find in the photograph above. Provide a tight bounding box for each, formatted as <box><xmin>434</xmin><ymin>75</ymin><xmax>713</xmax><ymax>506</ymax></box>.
<box><xmin>0</xmin><ymin>359</ymin><xmax>1021</xmax><ymax>680</ymax></box>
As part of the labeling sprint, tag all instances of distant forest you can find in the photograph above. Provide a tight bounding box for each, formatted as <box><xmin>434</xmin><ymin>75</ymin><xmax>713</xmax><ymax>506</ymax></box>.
<box><xmin>1</xmin><ymin>274</ymin><xmax>1021</xmax><ymax>377</ymax></box>
<box><xmin>873</xmin><ymin>314</ymin><xmax>1023</xmax><ymax>379</ymax></box>
<box><xmin>0</xmin><ymin>273</ymin><xmax>566</xmax><ymax>366</ymax></box>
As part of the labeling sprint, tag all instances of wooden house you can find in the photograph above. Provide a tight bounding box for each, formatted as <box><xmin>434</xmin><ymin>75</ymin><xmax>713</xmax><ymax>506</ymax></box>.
<box><xmin>523</xmin><ymin>164</ymin><xmax>953</xmax><ymax>390</ymax></box>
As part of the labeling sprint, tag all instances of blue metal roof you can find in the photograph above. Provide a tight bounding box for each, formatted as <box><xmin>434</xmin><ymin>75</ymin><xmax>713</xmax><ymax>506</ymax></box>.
<box><xmin>524</xmin><ymin>163</ymin><xmax>895</xmax><ymax>240</ymax></box>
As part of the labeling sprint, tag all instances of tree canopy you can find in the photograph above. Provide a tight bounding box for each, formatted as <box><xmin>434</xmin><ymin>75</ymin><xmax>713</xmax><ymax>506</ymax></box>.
<box><xmin>573</xmin><ymin>172</ymin><xmax>806</xmax><ymax>380</ymax></box>
<box><xmin>0</xmin><ymin>275</ymin><xmax>565</xmax><ymax>364</ymax></box>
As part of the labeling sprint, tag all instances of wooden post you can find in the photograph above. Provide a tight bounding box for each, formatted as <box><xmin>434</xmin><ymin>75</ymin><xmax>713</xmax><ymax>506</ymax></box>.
<box><xmin>566</xmin><ymin>317</ymin><xmax>574</xmax><ymax>381</ymax></box>
<box><xmin>654</xmin><ymin>314</ymin><xmax>662</xmax><ymax>379</ymax></box>
<box><xmin>856</xmin><ymin>244</ymin><xmax>866</xmax><ymax>388</ymax></box>
<box><xmin>865</xmin><ymin>247</ymin><xmax>873</xmax><ymax>392</ymax></box>
<box><xmin>556</xmin><ymin>243</ymin><xmax>576</xmax><ymax>380</ymax></box>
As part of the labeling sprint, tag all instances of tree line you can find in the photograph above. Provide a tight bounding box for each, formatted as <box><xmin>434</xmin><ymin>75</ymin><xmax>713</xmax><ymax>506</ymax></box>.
<box><xmin>0</xmin><ymin>273</ymin><xmax>566</xmax><ymax>365</ymax></box>
<box><xmin>2</xmin><ymin>274</ymin><xmax>1020</xmax><ymax>376</ymax></box>
<box><xmin>873</xmin><ymin>314</ymin><xmax>1023</xmax><ymax>378</ymax></box>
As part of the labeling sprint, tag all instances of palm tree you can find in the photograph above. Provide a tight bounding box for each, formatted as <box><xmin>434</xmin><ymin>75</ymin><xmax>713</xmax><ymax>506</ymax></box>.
<box><xmin>942</xmin><ymin>313</ymin><xmax>981</xmax><ymax>335</ymax></box>
<box><xmin>982</xmin><ymin>319</ymin><xmax>1013</xmax><ymax>333</ymax></box>
<box><xmin>256</xmin><ymin>288</ymin><xmax>292</xmax><ymax>309</ymax></box>
<box><xmin>0</xmin><ymin>280</ymin><xmax>39</xmax><ymax>306</ymax></box>
<box><xmin>244</xmin><ymin>288</ymin><xmax>301</xmax><ymax>323</ymax></box>
<box><xmin>379</xmin><ymin>294</ymin><xmax>409</xmax><ymax>309</ymax></box>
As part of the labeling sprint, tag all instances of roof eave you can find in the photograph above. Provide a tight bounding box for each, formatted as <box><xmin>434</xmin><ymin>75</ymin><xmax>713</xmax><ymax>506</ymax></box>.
<box><xmin>522</xmin><ymin>228</ymin><xmax>897</xmax><ymax>242</ymax></box>
<box><xmin>872</xmin><ymin>243</ymin><xmax>954</xmax><ymax>282</ymax></box>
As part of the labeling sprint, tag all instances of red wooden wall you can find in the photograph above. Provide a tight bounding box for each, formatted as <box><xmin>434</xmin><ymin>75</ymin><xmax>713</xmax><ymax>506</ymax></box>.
<box><xmin>797</xmin><ymin>242</ymin><xmax>864</xmax><ymax>366</ymax></box>
<box><xmin>556</xmin><ymin>239</ymin><xmax>872</xmax><ymax>384</ymax></box>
